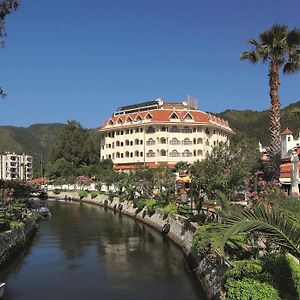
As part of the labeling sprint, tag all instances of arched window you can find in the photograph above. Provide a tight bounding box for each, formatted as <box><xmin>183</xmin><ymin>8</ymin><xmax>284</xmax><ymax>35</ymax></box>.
<box><xmin>170</xmin><ymin>138</ymin><xmax>180</xmax><ymax>145</ymax></box>
<box><xmin>140</xmin><ymin>152</ymin><xmax>143</xmax><ymax>157</ymax></box>
<box><xmin>147</xmin><ymin>138</ymin><xmax>155</xmax><ymax>145</ymax></box>
<box><xmin>130</xmin><ymin>141</ymin><xmax>133</xmax><ymax>146</ymax></box>
<box><xmin>160</xmin><ymin>137</ymin><xmax>166</xmax><ymax>144</ymax></box>
<box><xmin>147</xmin><ymin>150</ymin><xmax>155</xmax><ymax>157</ymax></box>
<box><xmin>170</xmin><ymin>150</ymin><xmax>180</xmax><ymax>157</ymax></box>
<box><xmin>197</xmin><ymin>138</ymin><xmax>203</xmax><ymax>144</ymax></box>
<box><xmin>120</xmin><ymin>142</ymin><xmax>124</xmax><ymax>146</ymax></box>
<box><xmin>197</xmin><ymin>150</ymin><xmax>203</xmax><ymax>156</ymax></box>
<box><xmin>116</xmin><ymin>152</ymin><xmax>120</xmax><ymax>158</ymax></box>
<box><xmin>116</xmin><ymin>141</ymin><xmax>120</xmax><ymax>147</ymax></box>
<box><xmin>135</xmin><ymin>151</ymin><xmax>139</xmax><ymax>157</ymax></box>
<box><xmin>125</xmin><ymin>151</ymin><xmax>129</xmax><ymax>157</ymax></box>
<box><xmin>121</xmin><ymin>153</ymin><xmax>124</xmax><ymax>158</ymax></box>
<box><xmin>135</xmin><ymin>139</ymin><xmax>139</xmax><ymax>145</ymax></box>
<box><xmin>125</xmin><ymin>140</ymin><xmax>129</xmax><ymax>146</ymax></box>
<box><xmin>182</xmin><ymin>150</ymin><xmax>192</xmax><ymax>157</ymax></box>
<box><xmin>130</xmin><ymin>152</ymin><xmax>133</xmax><ymax>157</ymax></box>
<box><xmin>183</xmin><ymin>138</ymin><xmax>191</xmax><ymax>145</ymax></box>
<box><xmin>140</xmin><ymin>140</ymin><xmax>143</xmax><ymax>145</ymax></box>
<box><xmin>161</xmin><ymin>149</ymin><xmax>167</xmax><ymax>156</ymax></box>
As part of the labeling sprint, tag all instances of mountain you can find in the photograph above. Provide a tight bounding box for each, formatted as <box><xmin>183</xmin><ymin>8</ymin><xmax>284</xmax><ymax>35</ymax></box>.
<box><xmin>0</xmin><ymin>123</ymin><xmax>64</xmax><ymax>176</ymax></box>
<box><xmin>218</xmin><ymin>101</ymin><xmax>300</xmax><ymax>145</ymax></box>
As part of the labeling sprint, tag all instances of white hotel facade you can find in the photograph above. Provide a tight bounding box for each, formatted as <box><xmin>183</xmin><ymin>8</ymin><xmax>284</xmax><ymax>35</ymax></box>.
<box><xmin>99</xmin><ymin>99</ymin><xmax>233</xmax><ymax>170</ymax></box>
<box><xmin>0</xmin><ymin>152</ymin><xmax>33</xmax><ymax>181</ymax></box>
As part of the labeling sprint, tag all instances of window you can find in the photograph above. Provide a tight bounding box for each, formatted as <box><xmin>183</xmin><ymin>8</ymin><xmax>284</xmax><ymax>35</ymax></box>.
<box><xmin>161</xmin><ymin>127</ymin><xmax>166</xmax><ymax>132</ymax></box>
<box><xmin>125</xmin><ymin>140</ymin><xmax>129</xmax><ymax>146</ymax></box>
<box><xmin>170</xmin><ymin>112</ymin><xmax>179</xmax><ymax>119</ymax></box>
<box><xmin>116</xmin><ymin>141</ymin><xmax>120</xmax><ymax>147</ymax></box>
<box><xmin>170</xmin><ymin>150</ymin><xmax>180</xmax><ymax>157</ymax></box>
<box><xmin>145</xmin><ymin>113</ymin><xmax>152</xmax><ymax>120</ymax></box>
<box><xmin>125</xmin><ymin>151</ymin><xmax>129</xmax><ymax>157</ymax></box>
<box><xmin>160</xmin><ymin>137</ymin><xmax>166</xmax><ymax>144</ymax></box>
<box><xmin>161</xmin><ymin>150</ymin><xmax>167</xmax><ymax>156</ymax></box>
<box><xmin>197</xmin><ymin>138</ymin><xmax>203</xmax><ymax>144</ymax></box>
<box><xmin>170</xmin><ymin>126</ymin><xmax>179</xmax><ymax>133</ymax></box>
<box><xmin>184</xmin><ymin>113</ymin><xmax>193</xmax><ymax>120</ymax></box>
<box><xmin>182</xmin><ymin>150</ymin><xmax>192</xmax><ymax>157</ymax></box>
<box><xmin>135</xmin><ymin>139</ymin><xmax>139</xmax><ymax>145</ymax></box>
<box><xmin>116</xmin><ymin>152</ymin><xmax>120</xmax><ymax>158</ymax></box>
<box><xmin>146</xmin><ymin>126</ymin><xmax>155</xmax><ymax>134</ymax></box>
<box><xmin>135</xmin><ymin>151</ymin><xmax>139</xmax><ymax>157</ymax></box>
<box><xmin>146</xmin><ymin>138</ymin><xmax>155</xmax><ymax>145</ymax></box>
<box><xmin>146</xmin><ymin>150</ymin><xmax>155</xmax><ymax>157</ymax></box>
<box><xmin>182</xmin><ymin>138</ymin><xmax>192</xmax><ymax>145</ymax></box>
<box><xmin>170</xmin><ymin>138</ymin><xmax>180</xmax><ymax>145</ymax></box>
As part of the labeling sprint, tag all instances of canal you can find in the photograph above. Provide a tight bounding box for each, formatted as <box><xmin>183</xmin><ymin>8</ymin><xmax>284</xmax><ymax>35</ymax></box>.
<box><xmin>0</xmin><ymin>201</ymin><xmax>206</xmax><ymax>300</ymax></box>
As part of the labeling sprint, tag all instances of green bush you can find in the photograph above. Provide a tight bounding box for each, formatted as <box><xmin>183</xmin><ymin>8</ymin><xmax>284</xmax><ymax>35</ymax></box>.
<box><xmin>134</xmin><ymin>198</ymin><xmax>147</xmax><ymax>210</ymax></box>
<box><xmin>78</xmin><ymin>190</ymin><xmax>88</xmax><ymax>199</ymax></box>
<box><xmin>262</xmin><ymin>253</ymin><xmax>300</xmax><ymax>299</ymax></box>
<box><xmin>192</xmin><ymin>223</ymin><xmax>221</xmax><ymax>257</ymax></box>
<box><xmin>9</xmin><ymin>220</ymin><xmax>23</xmax><ymax>230</ymax></box>
<box><xmin>53</xmin><ymin>189</ymin><xmax>61</xmax><ymax>195</ymax></box>
<box><xmin>145</xmin><ymin>199</ymin><xmax>158</xmax><ymax>214</ymax></box>
<box><xmin>163</xmin><ymin>203</ymin><xmax>177</xmax><ymax>215</ymax></box>
<box><xmin>225</xmin><ymin>278</ymin><xmax>280</xmax><ymax>300</ymax></box>
<box><xmin>91</xmin><ymin>191</ymin><xmax>100</xmax><ymax>199</ymax></box>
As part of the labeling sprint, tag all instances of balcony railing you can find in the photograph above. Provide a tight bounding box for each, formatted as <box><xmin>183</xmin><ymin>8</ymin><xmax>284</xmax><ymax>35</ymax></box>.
<box><xmin>169</xmin><ymin>141</ymin><xmax>180</xmax><ymax>145</ymax></box>
<box><xmin>146</xmin><ymin>141</ymin><xmax>155</xmax><ymax>146</ymax></box>
<box><xmin>182</xmin><ymin>152</ymin><xmax>193</xmax><ymax>157</ymax></box>
<box><xmin>169</xmin><ymin>152</ymin><xmax>180</xmax><ymax>157</ymax></box>
<box><xmin>182</xmin><ymin>141</ymin><xmax>193</xmax><ymax>145</ymax></box>
<box><xmin>146</xmin><ymin>153</ymin><xmax>155</xmax><ymax>157</ymax></box>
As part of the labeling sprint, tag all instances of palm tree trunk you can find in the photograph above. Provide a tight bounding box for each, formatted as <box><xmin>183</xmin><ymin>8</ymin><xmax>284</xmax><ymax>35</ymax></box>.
<box><xmin>268</xmin><ymin>61</ymin><xmax>281</xmax><ymax>179</ymax></box>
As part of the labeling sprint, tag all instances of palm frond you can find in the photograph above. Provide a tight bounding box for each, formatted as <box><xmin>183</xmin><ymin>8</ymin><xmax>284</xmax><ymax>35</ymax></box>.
<box><xmin>240</xmin><ymin>51</ymin><xmax>259</xmax><ymax>63</ymax></box>
<box><xmin>218</xmin><ymin>205</ymin><xmax>300</xmax><ymax>260</ymax></box>
<box><xmin>287</xmin><ymin>28</ymin><xmax>300</xmax><ymax>49</ymax></box>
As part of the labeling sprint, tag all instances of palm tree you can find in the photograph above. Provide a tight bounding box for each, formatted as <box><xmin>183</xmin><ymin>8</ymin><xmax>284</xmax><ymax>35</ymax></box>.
<box><xmin>217</xmin><ymin>200</ymin><xmax>300</xmax><ymax>260</ymax></box>
<box><xmin>241</xmin><ymin>24</ymin><xmax>300</xmax><ymax>179</ymax></box>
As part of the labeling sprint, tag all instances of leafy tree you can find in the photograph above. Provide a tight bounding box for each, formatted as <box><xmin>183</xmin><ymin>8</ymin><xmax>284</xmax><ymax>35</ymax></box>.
<box><xmin>0</xmin><ymin>0</ymin><xmax>19</xmax><ymax>98</ymax></box>
<box><xmin>45</xmin><ymin>158</ymin><xmax>78</xmax><ymax>183</ymax></box>
<box><xmin>48</xmin><ymin>120</ymin><xmax>89</xmax><ymax>168</ymax></box>
<box><xmin>191</xmin><ymin>141</ymin><xmax>260</xmax><ymax>199</ymax></box>
<box><xmin>241</xmin><ymin>24</ymin><xmax>300</xmax><ymax>179</ymax></box>
<box><xmin>175</xmin><ymin>161</ymin><xmax>188</xmax><ymax>174</ymax></box>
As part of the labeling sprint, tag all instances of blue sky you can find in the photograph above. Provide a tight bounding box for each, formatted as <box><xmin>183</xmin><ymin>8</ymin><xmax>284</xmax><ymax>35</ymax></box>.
<box><xmin>0</xmin><ymin>0</ymin><xmax>300</xmax><ymax>128</ymax></box>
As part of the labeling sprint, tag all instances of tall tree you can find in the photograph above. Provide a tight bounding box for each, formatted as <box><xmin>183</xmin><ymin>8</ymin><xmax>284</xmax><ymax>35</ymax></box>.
<box><xmin>0</xmin><ymin>0</ymin><xmax>19</xmax><ymax>98</ymax></box>
<box><xmin>241</xmin><ymin>24</ymin><xmax>300</xmax><ymax>179</ymax></box>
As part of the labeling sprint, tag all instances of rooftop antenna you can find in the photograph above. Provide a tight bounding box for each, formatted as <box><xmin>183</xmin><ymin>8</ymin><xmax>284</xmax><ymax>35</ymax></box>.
<box><xmin>186</xmin><ymin>95</ymin><xmax>198</xmax><ymax>110</ymax></box>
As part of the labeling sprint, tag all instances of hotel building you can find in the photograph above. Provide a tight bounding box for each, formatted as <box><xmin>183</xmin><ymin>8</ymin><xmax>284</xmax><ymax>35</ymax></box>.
<box><xmin>99</xmin><ymin>99</ymin><xmax>233</xmax><ymax>170</ymax></box>
<box><xmin>0</xmin><ymin>152</ymin><xmax>33</xmax><ymax>181</ymax></box>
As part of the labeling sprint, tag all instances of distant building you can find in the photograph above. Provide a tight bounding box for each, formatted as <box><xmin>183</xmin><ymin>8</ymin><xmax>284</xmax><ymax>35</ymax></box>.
<box><xmin>99</xmin><ymin>98</ymin><xmax>233</xmax><ymax>170</ymax></box>
<box><xmin>281</xmin><ymin>128</ymin><xmax>300</xmax><ymax>158</ymax></box>
<box><xmin>0</xmin><ymin>152</ymin><xmax>33</xmax><ymax>181</ymax></box>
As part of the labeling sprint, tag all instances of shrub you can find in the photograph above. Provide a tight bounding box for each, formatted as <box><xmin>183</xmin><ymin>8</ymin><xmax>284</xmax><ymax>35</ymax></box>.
<box><xmin>53</xmin><ymin>189</ymin><xmax>61</xmax><ymax>195</ymax></box>
<box><xmin>145</xmin><ymin>199</ymin><xmax>159</xmax><ymax>214</ymax></box>
<box><xmin>9</xmin><ymin>220</ymin><xmax>23</xmax><ymax>230</ymax></box>
<box><xmin>262</xmin><ymin>253</ymin><xmax>300</xmax><ymax>299</ymax></box>
<box><xmin>91</xmin><ymin>191</ymin><xmax>99</xmax><ymax>199</ymax></box>
<box><xmin>163</xmin><ymin>203</ymin><xmax>177</xmax><ymax>215</ymax></box>
<box><xmin>78</xmin><ymin>190</ymin><xmax>88</xmax><ymax>199</ymax></box>
<box><xmin>225</xmin><ymin>278</ymin><xmax>280</xmax><ymax>300</ymax></box>
<box><xmin>134</xmin><ymin>198</ymin><xmax>147</xmax><ymax>210</ymax></box>
<box><xmin>192</xmin><ymin>223</ymin><xmax>221</xmax><ymax>257</ymax></box>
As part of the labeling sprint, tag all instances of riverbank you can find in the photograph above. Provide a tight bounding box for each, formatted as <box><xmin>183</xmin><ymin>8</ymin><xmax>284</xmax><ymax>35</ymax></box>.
<box><xmin>0</xmin><ymin>218</ymin><xmax>37</xmax><ymax>268</ymax></box>
<box><xmin>48</xmin><ymin>191</ymin><xmax>226</xmax><ymax>300</ymax></box>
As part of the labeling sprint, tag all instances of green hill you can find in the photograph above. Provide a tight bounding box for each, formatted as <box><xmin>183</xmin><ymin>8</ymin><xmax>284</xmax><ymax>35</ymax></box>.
<box><xmin>0</xmin><ymin>123</ymin><xmax>64</xmax><ymax>176</ymax></box>
<box><xmin>218</xmin><ymin>101</ymin><xmax>300</xmax><ymax>145</ymax></box>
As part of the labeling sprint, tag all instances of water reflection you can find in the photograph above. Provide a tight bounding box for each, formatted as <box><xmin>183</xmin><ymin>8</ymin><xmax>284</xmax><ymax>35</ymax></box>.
<box><xmin>0</xmin><ymin>202</ymin><xmax>205</xmax><ymax>300</ymax></box>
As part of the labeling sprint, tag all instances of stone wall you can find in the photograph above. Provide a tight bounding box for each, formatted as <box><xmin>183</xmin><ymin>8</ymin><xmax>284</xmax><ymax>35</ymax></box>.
<box><xmin>0</xmin><ymin>218</ymin><xmax>37</xmax><ymax>268</ymax></box>
<box><xmin>47</xmin><ymin>191</ymin><xmax>226</xmax><ymax>299</ymax></box>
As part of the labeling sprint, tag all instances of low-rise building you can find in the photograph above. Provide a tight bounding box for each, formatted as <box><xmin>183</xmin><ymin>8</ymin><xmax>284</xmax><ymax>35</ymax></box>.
<box><xmin>99</xmin><ymin>98</ymin><xmax>233</xmax><ymax>170</ymax></box>
<box><xmin>281</xmin><ymin>128</ymin><xmax>300</xmax><ymax>158</ymax></box>
<box><xmin>0</xmin><ymin>152</ymin><xmax>33</xmax><ymax>181</ymax></box>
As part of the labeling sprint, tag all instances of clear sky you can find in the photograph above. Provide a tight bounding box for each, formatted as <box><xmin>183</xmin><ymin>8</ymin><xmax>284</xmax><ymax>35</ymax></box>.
<box><xmin>0</xmin><ymin>0</ymin><xmax>299</xmax><ymax>128</ymax></box>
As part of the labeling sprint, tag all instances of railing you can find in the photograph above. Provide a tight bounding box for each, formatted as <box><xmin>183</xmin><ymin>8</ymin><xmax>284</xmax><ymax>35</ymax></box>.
<box><xmin>146</xmin><ymin>141</ymin><xmax>155</xmax><ymax>145</ymax></box>
<box><xmin>170</xmin><ymin>141</ymin><xmax>180</xmax><ymax>145</ymax></box>
<box><xmin>146</xmin><ymin>153</ymin><xmax>155</xmax><ymax>157</ymax></box>
<box><xmin>182</xmin><ymin>152</ymin><xmax>193</xmax><ymax>157</ymax></box>
<box><xmin>181</xmin><ymin>128</ymin><xmax>193</xmax><ymax>133</ymax></box>
<box><xmin>182</xmin><ymin>141</ymin><xmax>193</xmax><ymax>145</ymax></box>
<box><xmin>170</xmin><ymin>153</ymin><xmax>181</xmax><ymax>157</ymax></box>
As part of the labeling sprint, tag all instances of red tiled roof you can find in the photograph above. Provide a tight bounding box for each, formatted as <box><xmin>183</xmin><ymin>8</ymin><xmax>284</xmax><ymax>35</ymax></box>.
<box><xmin>280</xmin><ymin>162</ymin><xmax>300</xmax><ymax>178</ymax></box>
<box><xmin>281</xmin><ymin>128</ymin><xmax>293</xmax><ymax>135</ymax></box>
<box><xmin>101</xmin><ymin>108</ymin><xmax>231</xmax><ymax>130</ymax></box>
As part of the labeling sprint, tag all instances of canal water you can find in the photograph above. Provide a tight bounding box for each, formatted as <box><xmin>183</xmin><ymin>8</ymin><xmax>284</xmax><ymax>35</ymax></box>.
<box><xmin>0</xmin><ymin>202</ymin><xmax>206</xmax><ymax>300</ymax></box>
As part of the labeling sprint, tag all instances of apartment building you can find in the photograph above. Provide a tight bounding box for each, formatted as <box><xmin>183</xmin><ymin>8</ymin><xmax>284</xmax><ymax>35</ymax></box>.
<box><xmin>0</xmin><ymin>152</ymin><xmax>33</xmax><ymax>181</ymax></box>
<box><xmin>99</xmin><ymin>99</ymin><xmax>233</xmax><ymax>170</ymax></box>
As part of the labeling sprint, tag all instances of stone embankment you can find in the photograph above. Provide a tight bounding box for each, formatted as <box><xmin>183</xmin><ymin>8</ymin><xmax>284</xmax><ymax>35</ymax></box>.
<box><xmin>0</xmin><ymin>218</ymin><xmax>37</xmax><ymax>268</ymax></box>
<box><xmin>48</xmin><ymin>191</ymin><xmax>226</xmax><ymax>299</ymax></box>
